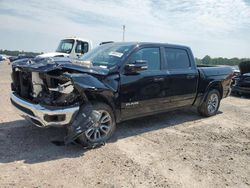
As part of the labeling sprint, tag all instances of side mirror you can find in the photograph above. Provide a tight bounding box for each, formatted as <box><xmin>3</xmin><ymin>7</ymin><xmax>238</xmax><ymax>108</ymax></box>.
<box><xmin>125</xmin><ymin>60</ymin><xmax>148</xmax><ymax>74</ymax></box>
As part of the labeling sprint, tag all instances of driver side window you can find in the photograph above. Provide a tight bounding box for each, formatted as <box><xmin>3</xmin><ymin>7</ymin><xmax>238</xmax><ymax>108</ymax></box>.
<box><xmin>130</xmin><ymin>48</ymin><xmax>160</xmax><ymax>70</ymax></box>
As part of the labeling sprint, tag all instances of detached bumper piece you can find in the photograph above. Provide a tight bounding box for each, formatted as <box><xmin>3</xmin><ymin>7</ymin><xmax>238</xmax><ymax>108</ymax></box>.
<box><xmin>64</xmin><ymin>104</ymin><xmax>93</xmax><ymax>144</ymax></box>
<box><xmin>10</xmin><ymin>92</ymin><xmax>79</xmax><ymax>127</ymax></box>
<box><xmin>64</xmin><ymin>104</ymin><xmax>105</xmax><ymax>148</ymax></box>
<box><xmin>10</xmin><ymin>92</ymin><xmax>105</xmax><ymax>148</ymax></box>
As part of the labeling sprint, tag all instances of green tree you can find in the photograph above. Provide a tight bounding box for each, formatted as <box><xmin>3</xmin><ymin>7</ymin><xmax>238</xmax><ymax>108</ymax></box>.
<box><xmin>202</xmin><ymin>55</ymin><xmax>211</xmax><ymax>64</ymax></box>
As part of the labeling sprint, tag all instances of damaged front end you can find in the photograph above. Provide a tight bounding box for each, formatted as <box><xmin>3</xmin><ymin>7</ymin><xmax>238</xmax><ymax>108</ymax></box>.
<box><xmin>10</xmin><ymin>57</ymin><xmax>117</xmax><ymax>146</ymax></box>
<box><xmin>11</xmin><ymin>69</ymin><xmax>83</xmax><ymax>127</ymax></box>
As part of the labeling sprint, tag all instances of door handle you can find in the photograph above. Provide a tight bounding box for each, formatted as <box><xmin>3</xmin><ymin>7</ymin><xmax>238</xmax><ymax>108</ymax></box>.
<box><xmin>154</xmin><ymin>77</ymin><xmax>164</xmax><ymax>82</ymax></box>
<box><xmin>186</xmin><ymin>74</ymin><xmax>196</xmax><ymax>79</ymax></box>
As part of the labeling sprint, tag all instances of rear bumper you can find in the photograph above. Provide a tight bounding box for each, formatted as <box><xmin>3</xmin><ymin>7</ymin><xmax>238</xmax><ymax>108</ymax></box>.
<box><xmin>231</xmin><ymin>86</ymin><xmax>250</xmax><ymax>94</ymax></box>
<box><xmin>10</xmin><ymin>92</ymin><xmax>79</xmax><ymax>128</ymax></box>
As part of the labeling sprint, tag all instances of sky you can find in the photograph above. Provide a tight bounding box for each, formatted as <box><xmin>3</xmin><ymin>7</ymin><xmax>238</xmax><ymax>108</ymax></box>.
<box><xmin>0</xmin><ymin>0</ymin><xmax>250</xmax><ymax>58</ymax></box>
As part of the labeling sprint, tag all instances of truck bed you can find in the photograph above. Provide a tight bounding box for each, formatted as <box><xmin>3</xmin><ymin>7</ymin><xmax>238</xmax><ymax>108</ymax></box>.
<box><xmin>197</xmin><ymin>65</ymin><xmax>233</xmax><ymax>77</ymax></box>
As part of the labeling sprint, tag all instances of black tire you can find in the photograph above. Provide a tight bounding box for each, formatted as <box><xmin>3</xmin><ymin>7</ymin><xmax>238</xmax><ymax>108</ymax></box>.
<box><xmin>198</xmin><ymin>89</ymin><xmax>221</xmax><ymax>117</ymax></box>
<box><xmin>76</xmin><ymin>102</ymin><xmax>116</xmax><ymax>145</ymax></box>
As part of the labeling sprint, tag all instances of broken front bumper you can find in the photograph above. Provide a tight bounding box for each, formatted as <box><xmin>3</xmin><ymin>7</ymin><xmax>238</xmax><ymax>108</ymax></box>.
<box><xmin>10</xmin><ymin>92</ymin><xmax>79</xmax><ymax>128</ymax></box>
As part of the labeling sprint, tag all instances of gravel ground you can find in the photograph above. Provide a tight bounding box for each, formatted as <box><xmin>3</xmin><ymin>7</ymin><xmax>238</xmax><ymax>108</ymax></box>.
<box><xmin>0</xmin><ymin>61</ymin><xmax>249</xmax><ymax>188</ymax></box>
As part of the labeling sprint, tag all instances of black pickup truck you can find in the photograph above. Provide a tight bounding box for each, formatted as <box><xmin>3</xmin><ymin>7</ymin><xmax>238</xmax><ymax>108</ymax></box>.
<box><xmin>10</xmin><ymin>42</ymin><xmax>233</xmax><ymax>146</ymax></box>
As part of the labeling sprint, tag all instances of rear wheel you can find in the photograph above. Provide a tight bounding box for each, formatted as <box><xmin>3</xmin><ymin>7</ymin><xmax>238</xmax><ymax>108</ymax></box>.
<box><xmin>77</xmin><ymin>102</ymin><xmax>116</xmax><ymax>145</ymax></box>
<box><xmin>198</xmin><ymin>89</ymin><xmax>221</xmax><ymax>117</ymax></box>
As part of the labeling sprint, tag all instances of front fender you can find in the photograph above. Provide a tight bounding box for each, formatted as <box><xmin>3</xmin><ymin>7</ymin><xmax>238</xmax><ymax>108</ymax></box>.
<box><xmin>64</xmin><ymin>73</ymin><xmax>112</xmax><ymax>92</ymax></box>
<box><xmin>63</xmin><ymin>73</ymin><xmax>119</xmax><ymax>119</ymax></box>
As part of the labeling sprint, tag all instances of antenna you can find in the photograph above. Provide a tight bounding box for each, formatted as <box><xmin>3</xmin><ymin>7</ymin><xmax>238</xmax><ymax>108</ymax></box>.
<box><xmin>122</xmin><ymin>25</ymin><xmax>125</xmax><ymax>42</ymax></box>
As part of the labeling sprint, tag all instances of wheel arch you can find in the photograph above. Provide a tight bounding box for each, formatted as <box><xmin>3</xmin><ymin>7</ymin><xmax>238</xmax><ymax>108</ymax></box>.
<box><xmin>201</xmin><ymin>81</ymin><xmax>223</xmax><ymax>105</ymax></box>
<box><xmin>207</xmin><ymin>81</ymin><xmax>223</xmax><ymax>99</ymax></box>
<box><xmin>84</xmin><ymin>91</ymin><xmax>118</xmax><ymax>122</ymax></box>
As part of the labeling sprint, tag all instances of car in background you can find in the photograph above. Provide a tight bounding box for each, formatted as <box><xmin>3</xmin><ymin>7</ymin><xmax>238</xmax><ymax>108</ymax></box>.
<box><xmin>0</xmin><ymin>54</ymin><xmax>8</xmax><ymax>61</ymax></box>
<box><xmin>231</xmin><ymin>73</ymin><xmax>250</xmax><ymax>96</ymax></box>
<box><xmin>9</xmin><ymin>56</ymin><xmax>17</xmax><ymax>62</ymax></box>
<box><xmin>230</xmin><ymin>66</ymin><xmax>241</xmax><ymax>86</ymax></box>
<box><xmin>231</xmin><ymin>61</ymin><xmax>250</xmax><ymax>96</ymax></box>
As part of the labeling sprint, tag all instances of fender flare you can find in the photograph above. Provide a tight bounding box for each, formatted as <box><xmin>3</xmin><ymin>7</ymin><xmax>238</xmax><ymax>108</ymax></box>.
<box><xmin>200</xmin><ymin>81</ymin><xmax>223</xmax><ymax>105</ymax></box>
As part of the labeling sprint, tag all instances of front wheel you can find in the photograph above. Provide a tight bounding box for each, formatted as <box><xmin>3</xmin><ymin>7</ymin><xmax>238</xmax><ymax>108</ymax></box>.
<box><xmin>76</xmin><ymin>102</ymin><xmax>116</xmax><ymax>145</ymax></box>
<box><xmin>198</xmin><ymin>89</ymin><xmax>221</xmax><ymax>117</ymax></box>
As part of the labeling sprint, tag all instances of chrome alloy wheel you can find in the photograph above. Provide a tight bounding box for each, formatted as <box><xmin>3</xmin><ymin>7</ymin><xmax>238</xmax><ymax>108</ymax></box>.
<box><xmin>85</xmin><ymin>110</ymin><xmax>112</xmax><ymax>142</ymax></box>
<box><xmin>207</xmin><ymin>93</ymin><xmax>219</xmax><ymax>114</ymax></box>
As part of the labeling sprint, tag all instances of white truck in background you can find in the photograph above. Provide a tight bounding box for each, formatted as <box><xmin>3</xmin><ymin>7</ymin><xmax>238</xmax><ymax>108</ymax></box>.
<box><xmin>38</xmin><ymin>37</ymin><xmax>93</xmax><ymax>59</ymax></box>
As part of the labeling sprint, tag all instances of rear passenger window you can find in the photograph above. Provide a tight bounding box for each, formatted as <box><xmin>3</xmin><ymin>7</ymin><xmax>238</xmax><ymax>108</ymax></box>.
<box><xmin>130</xmin><ymin>48</ymin><xmax>160</xmax><ymax>70</ymax></box>
<box><xmin>164</xmin><ymin>48</ymin><xmax>190</xmax><ymax>69</ymax></box>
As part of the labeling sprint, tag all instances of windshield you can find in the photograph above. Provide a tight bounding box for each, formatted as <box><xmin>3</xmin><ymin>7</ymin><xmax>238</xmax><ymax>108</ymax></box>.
<box><xmin>80</xmin><ymin>43</ymin><xmax>133</xmax><ymax>68</ymax></box>
<box><xmin>56</xmin><ymin>39</ymin><xmax>75</xmax><ymax>54</ymax></box>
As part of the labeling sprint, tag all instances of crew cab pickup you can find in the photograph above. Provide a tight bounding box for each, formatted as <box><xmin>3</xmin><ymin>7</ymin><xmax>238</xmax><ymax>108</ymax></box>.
<box><xmin>10</xmin><ymin>42</ymin><xmax>233</xmax><ymax>146</ymax></box>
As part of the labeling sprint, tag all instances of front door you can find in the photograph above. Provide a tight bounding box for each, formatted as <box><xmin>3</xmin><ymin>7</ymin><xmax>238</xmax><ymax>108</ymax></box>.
<box><xmin>119</xmin><ymin>47</ymin><xmax>171</xmax><ymax>120</ymax></box>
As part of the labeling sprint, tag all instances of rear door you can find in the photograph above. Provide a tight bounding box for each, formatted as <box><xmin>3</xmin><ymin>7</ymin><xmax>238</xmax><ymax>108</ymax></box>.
<box><xmin>163</xmin><ymin>47</ymin><xmax>198</xmax><ymax>107</ymax></box>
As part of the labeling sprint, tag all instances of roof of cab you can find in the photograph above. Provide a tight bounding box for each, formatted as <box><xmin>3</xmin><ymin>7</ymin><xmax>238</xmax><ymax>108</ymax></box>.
<box><xmin>62</xmin><ymin>37</ymin><xmax>92</xmax><ymax>43</ymax></box>
<box><xmin>106</xmin><ymin>42</ymin><xmax>190</xmax><ymax>50</ymax></box>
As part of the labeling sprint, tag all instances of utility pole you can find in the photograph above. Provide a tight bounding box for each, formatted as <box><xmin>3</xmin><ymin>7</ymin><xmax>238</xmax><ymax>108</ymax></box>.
<box><xmin>122</xmin><ymin>25</ymin><xmax>125</xmax><ymax>42</ymax></box>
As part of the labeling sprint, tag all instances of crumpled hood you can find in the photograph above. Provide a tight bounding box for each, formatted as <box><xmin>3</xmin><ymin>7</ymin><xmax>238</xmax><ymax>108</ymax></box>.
<box><xmin>37</xmin><ymin>52</ymin><xmax>69</xmax><ymax>58</ymax></box>
<box><xmin>12</xmin><ymin>57</ymin><xmax>110</xmax><ymax>76</ymax></box>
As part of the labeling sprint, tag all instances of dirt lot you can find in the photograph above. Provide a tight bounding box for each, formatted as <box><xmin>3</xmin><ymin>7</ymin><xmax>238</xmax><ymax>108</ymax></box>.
<box><xmin>0</xmin><ymin>61</ymin><xmax>249</xmax><ymax>188</ymax></box>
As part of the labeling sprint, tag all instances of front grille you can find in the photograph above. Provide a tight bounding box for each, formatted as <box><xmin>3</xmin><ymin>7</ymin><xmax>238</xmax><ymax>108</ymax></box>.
<box><xmin>11</xmin><ymin>99</ymin><xmax>35</xmax><ymax>116</ymax></box>
<box><xmin>12</xmin><ymin>69</ymin><xmax>32</xmax><ymax>99</ymax></box>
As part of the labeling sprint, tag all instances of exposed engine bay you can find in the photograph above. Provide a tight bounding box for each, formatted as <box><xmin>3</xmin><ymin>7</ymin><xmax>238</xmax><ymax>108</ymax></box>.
<box><xmin>11</xmin><ymin>68</ymin><xmax>82</xmax><ymax>107</ymax></box>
